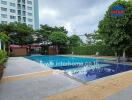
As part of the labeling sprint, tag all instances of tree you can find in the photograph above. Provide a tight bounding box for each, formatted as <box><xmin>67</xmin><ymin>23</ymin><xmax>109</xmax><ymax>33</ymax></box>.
<box><xmin>69</xmin><ymin>35</ymin><xmax>81</xmax><ymax>46</ymax></box>
<box><xmin>85</xmin><ymin>31</ymin><xmax>103</xmax><ymax>45</ymax></box>
<box><xmin>0</xmin><ymin>32</ymin><xmax>9</xmax><ymax>42</ymax></box>
<box><xmin>0</xmin><ymin>22</ymin><xmax>34</xmax><ymax>45</ymax></box>
<box><xmin>38</xmin><ymin>25</ymin><xmax>68</xmax><ymax>44</ymax></box>
<box><xmin>49</xmin><ymin>32</ymin><xmax>68</xmax><ymax>46</ymax></box>
<box><xmin>49</xmin><ymin>31</ymin><xmax>68</xmax><ymax>54</ymax></box>
<box><xmin>0</xmin><ymin>32</ymin><xmax>9</xmax><ymax>51</ymax></box>
<box><xmin>0</xmin><ymin>24</ymin><xmax>8</xmax><ymax>32</ymax></box>
<box><xmin>9</xmin><ymin>22</ymin><xmax>34</xmax><ymax>45</ymax></box>
<box><xmin>98</xmin><ymin>0</ymin><xmax>132</xmax><ymax>60</ymax></box>
<box><xmin>38</xmin><ymin>25</ymin><xmax>53</xmax><ymax>43</ymax></box>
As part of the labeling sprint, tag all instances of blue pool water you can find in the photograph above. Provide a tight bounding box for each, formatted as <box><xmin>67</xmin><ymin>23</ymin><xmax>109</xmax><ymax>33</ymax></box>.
<box><xmin>65</xmin><ymin>62</ymin><xmax>132</xmax><ymax>82</ymax></box>
<box><xmin>26</xmin><ymin>55</ymin><xmax>132</xmax><ymax>82</ymax></box>
<box><xmin>26</xmin><ymin>55</ymin><xmax>96</xmax><ymax>68</ymax></box>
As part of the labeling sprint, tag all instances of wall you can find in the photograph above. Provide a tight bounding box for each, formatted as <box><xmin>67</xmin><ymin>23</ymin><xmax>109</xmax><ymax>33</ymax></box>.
<box><xmin>11</xmin><ymin>47</ymin><xmax>28</xmax><ymax>56</ymax></box>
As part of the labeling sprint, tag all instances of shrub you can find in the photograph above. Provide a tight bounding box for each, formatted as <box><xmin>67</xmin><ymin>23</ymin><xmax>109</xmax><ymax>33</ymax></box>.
<box><xmin>0</xmin><ymin>50</ymin><xmax>7</xmax><ymax>64</ymax></box>
<box><xmin>62</xmin><ymin>45</ymin><xmax>115</xmax><ymax>56</ymax></box>
<box><xmin>0</xmin><ymin>50</ymin><xmax>7</xmax><ymax>79</ymax></box>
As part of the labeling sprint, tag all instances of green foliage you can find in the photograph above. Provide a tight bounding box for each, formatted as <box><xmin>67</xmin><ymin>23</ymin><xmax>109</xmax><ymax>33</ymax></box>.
<box><xmin>37</xmin><ymin>25</ymin><xmax>68</xmax><ymax>44</ymax></box>
<box><xmin>49</xmin><ymin>32</ymin><xmax>68</xmax><ymax>46</ymax></box>
<box><xmin>69</xmin><ymin>35</ymin><xmax>81</xmax><ymax>46</ymax></box>
<box><xmin>0</xmin><ymin>22</ymin><xmax>34</xmax><ymax>45</ymax></box>
<box><xmin>85</xmin><ymin>32</ymin><xmax>101</xmax><ymax>45</ymax></box>
<box><xmin>9</xmin><ymin>22</ymin><xmax>34</xmax><ymax>45</ymax></box>
<box><xmin>98</xmin><ymin>0</ymin><xmax>132</xmax><ymax>55</ymax></box>
<box><xmin>38</xmin><ymin>25</ymin><xmax>53</xmax><ymax>41</ymax></box>
<box><xmin>0</xmin><ymin>24</ymin><xmax>7</xmax><ymax>32</ymax></box>
<box><xmin>0</xmin><ymin>50</ymin><xmax>7</xmax><ymax>64</ymax></box>
<box><xmin>68</xmin><ymin>45</ymin><xmax>114</xmax><ymax>56</ymax></box>
<box><xmin>0</xmin><ymin>32</ymin><xmax>9</xmax><ymax>42</ymax></box>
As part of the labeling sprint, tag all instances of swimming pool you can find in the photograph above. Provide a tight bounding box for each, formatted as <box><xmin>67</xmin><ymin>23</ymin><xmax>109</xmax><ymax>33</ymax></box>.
<box><xmin>26</xmin><ymin>55</ymin><xmax>97</xmax><ymax>68</ymax></box>
<box><xmin>26</xmin><ymin>55</ymin><xmax>132</xmax><ymax>82</ymax></box>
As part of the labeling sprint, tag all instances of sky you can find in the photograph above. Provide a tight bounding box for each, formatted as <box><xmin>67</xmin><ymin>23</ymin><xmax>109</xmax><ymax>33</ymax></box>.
<box><xmin>39</xmin><ymin>0</ymin><xmax>116</xmax><ymax>36</ymax></box>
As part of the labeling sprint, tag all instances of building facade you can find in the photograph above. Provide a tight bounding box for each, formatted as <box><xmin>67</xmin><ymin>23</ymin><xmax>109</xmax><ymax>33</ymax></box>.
<box><xmin>0</xmin><ymin>0</ymin><xmax>39</xmax><ymax>29</ymax></box>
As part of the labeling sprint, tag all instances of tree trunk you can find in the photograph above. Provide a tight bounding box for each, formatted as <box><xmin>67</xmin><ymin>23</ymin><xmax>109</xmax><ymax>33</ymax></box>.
<box><xmin>123</xmin><ymin>50</ymin><xmax>125</xmax><ymax>58</ymax></box>
<box><xmin>3</xmin><ymin>42</ymin><xmax>5</xmax><ymax>51</ymax></box>
<box><xmin>57</xmin><ymin>45</ymin><xmax>59</xmax><ymax>54</ymax></box>
<box><xmin>123</xmin><ymin>49</ymin><xmax>126</xmax><ymax>62</ymax></box>
<box><xmin>115</xmin><ymin>52</ymin><xmax>118</xmax><ymax>62</ymax></box>
<box><xmin>0</xmin><ymin>40</ymin><xmax>1</xmax><ymax>50</ymax></box>
<box><xmin>116</xmin><ymin>52</ymin><xmax>121</xmax><ymax>63</ymax></box>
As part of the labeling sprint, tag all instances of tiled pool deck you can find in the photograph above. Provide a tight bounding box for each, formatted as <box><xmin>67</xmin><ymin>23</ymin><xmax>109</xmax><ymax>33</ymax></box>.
<box><xmin>0</xmin><ymin>57</ymin><xmax>132</xmax><ymax>100</ymax></box>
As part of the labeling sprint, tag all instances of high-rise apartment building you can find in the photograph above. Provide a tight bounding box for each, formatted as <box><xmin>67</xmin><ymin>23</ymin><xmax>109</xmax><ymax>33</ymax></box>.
<box><xmin>0</xmin><ymin>0</ymin><xmax>39</xmax><ymax>29</ymax></box>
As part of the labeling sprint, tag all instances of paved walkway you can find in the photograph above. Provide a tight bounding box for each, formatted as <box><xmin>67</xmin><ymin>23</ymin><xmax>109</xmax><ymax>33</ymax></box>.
<box><xmin>0</xmin><ymin>57</ymin><xmax>81</xmax><ymax>100</ymax></box>
<box><xmin>45</xmin><ymin>71</ymin><xmax>132</xmax><ymax>100</ymax></box>
<box><xmin>4</xmin><ymin>57</ymin><xmax>49</xmax><ymax>76</ymax></box>
<box><xmin>106</xmin><ymin>86</ymin><xmax>132</xmax><ymax>100</ymax></box>
<box><xmin>0</xmin><ymin>74</ymin><xmax>81</xmax><ymax>100</ymax></box>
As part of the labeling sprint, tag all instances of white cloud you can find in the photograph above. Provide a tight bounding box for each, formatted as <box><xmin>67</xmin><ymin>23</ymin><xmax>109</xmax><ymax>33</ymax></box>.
<box><xmin>39</xmin><ymin>8</ymin><xmax>59</xmax><ymax>19</ymax></box>
<box><xmin>64</xmin><ymin>22</ymin><xmax>73</xmax><ymax>33</ymax></box>
<box><xmin>39</xmin><ymin>0</ymin><xmax>116</xmax><ymax>35</ymax></box>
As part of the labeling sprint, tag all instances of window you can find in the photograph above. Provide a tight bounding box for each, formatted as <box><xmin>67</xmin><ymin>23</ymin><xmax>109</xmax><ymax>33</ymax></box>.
<box><xmin>27</xmin><ymin>12</ymin><xmax>32</xmax><ymax>16</ymax></box>
<box><xmin>10</xmin><ymin>9</ymin><xmax>16</xmax><ymax>13</ymax></box>
<box><xmin>27</xmin><ymin>6</ymin><xmax>32</xmax><ymax>10</ymax></box>
<box><xmin>1</xmin><ymin>0</ymin><xmax>7</xmax><ymax>5</ymax></box>
<box><xmin>22</xmin><ymin>17</ymin><xmax>26</xmax><ymax>22</ymax></box>
<box><xmin>18</xmin><ymin>10</ymin><xmax>21</xmax><ymax>15</ymax></box>
<box><xmin>1</xmin><ymin>21</ymin><xmax>7</xmax><ymax>24</ymax></box>
<box><xmin>18</xmin><ymin>0</ymin><xmax>21</xmax><ymax>4</ymax></box>
<box><xmin>1</xmin><ymin>7</ymin><xmax>7</xmax><ymax>11</ymax></box>
<box><xmin>10</xmin><ymin>2</ymin><xmax>15</xmax><ymax>7</ymax></box>
<box><xmin>27</xmin><ymin>0</ymin><xmax>32</xmax><ymax>5</ymax></box>
<box><xmin>28</xmin><ymin>18</ymin><xmax>33</xmax><ymax>22</ymax></box>
<box><xmin>22</xmin><ymin>0</ymin><xmax>25</xmax><ymax>4</ymax></box>
<box><xmin>22</xmin><ymin>11</ymin><xmax>26</xmax><ymax>16</ymax></box>
<box><xmin>28</xmin><ymin>24</ymin><xmax>33</xmax><ymax>28</ymax></box>
<box><xmin>17</xmin><ymin>4</ymin><xmax>21</xmax><ymax>9</ymax></box>
<box><xmin>18</xmin><ymin>16</ymin><xmax>21</xmax><ymax>21</ymax></box>
<box><xmin>1</xmin><ymin>14</ymin><xmax>7</xmax><ymax>18</ymax></box>
<box><xmin>10</xmin><ymin>15</ymin><xmax>16</xmax><ymax>19</ymax></box>
<box><xmin>22</xmin><ymin>5</ymin><xmax>25</xmax><ymax>10</ymax></box>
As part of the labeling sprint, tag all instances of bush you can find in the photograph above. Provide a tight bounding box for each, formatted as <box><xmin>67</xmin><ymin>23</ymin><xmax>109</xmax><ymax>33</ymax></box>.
<box><xmin>59</xmin><ymin>47</ymin><xmax>72</xmax><ymax>54</ymax></box>
<box><xmin>0</xmin><ymin>50</ymin><xmax>7</xmax><ymax>79</ymax></box>
<box><xmin>0</xmin><ymin>50</ymin><xmax>7</xmax><ymax>64</ymax></box>
<box><xmin>62</xmin><ymin>45</ymin><xmax>115</xmax><ymax>56</ymax></box>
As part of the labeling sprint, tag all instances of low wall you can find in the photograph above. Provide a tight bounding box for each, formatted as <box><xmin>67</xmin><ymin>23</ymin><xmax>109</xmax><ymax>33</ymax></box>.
<box><xmin>48</xmin><ymin>48</ymin><xmax>58</xmax><ymax>55</ymax></box>
<box><xmin>11</xmin><ymin>47</ymin><xmax>28</xmax><ymax>56</ymax></box>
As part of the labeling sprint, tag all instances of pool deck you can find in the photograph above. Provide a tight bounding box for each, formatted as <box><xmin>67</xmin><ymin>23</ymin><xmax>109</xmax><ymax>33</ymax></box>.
<box><xmin>45</xmin><ymin>71</ymin><xmax>132</xmax><ymax>100</ymax></box>
<box><xmin>0</xmin><ymin>57</ymin><xmax>81</xmax><ymax>100</ymax></box>
<box><xmin>0</xmin><ymin>57</ymin><xmax>132</xmax><ymax>100</ymax></box>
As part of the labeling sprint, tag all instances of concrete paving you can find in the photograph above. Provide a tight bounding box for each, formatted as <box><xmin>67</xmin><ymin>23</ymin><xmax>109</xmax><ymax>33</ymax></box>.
<box><xmin>0</xmin><ymin>74</ymin><xmax>81</xmax><ymax>100</ymax></box>
<box><xmin>0</xmin><ymin>57</ymin><xmax>81</xmax><ymax>100</ymax></box>
<box><xmin>106</xmin><ymin>86</ymin><xmax>132</xmax><ymax>100</ymax></box>
<box><xmin>4</xmin><ymin>57</ymin><xmax>50</xmax><ymax>76</ymax></box>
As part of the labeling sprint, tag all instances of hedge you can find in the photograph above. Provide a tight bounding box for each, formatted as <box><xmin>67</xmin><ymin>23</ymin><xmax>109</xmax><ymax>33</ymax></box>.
<box><xmin>61</xmin><ymin>45</ymin><xmax>115</xmax><ymax>56</ymax></box>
